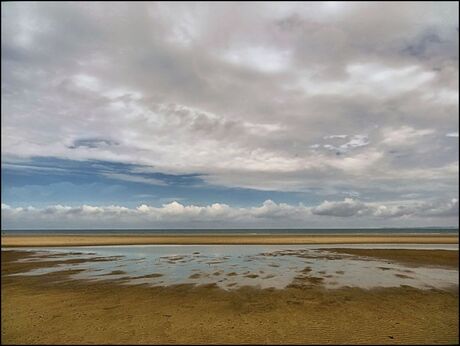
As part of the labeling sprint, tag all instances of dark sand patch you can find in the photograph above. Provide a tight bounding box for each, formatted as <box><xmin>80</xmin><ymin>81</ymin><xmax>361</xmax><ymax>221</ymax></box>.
<box><xmin>288</xmin><ymin>275</ymin><xmax>325</xmax><ymax>289</ymax></box>
<box><xmin>244</xmin><ymin>274</ymin><xmax>259</xmax><ymax>279</ymax></box>
<box><xmin>166</xmin><ymin>255</ymin><xmax>186</xmax><ymax>261</ymax></box>
<box><xmin>378</xmin><ymin>267</ymin><xmax>393</xmax><ymax>271</ymax></box>
<box><xmin>394</xmin><ymin>274</ymin><xmax>413</xmax><ymax>279</ymax></box>
<box><xmin>91</xmin><ymin>256</ymin><xmax>125</xmax><ymax>262</ymax></box>
<box><xmin>326</xmin><ymin>249</ymin><xmax>459</xmax><ymax>268</ymax></box>
<box><xmin>300</xmin><ymin>267</ymin><xmax>312</xmax><ymax>274</ymax></box>
<box><xmin>133</xmin><ymin>273</ymin><xmax>163</xmax><ymax>279</ymax></box>
<box><xmin>0</xmin><ymin>251</ymin><xmax>118</xmax><ymax>277</ymax></box>
<box><xmin>100</xmin><ymin>270</ymin><xmax>125</xmax><ymax>276</ymax></box>
<box><xmin>402</xmin><ymin>269</ymin><xmax>415</xmax><ymax>273</ymax></box>
<box><xmin>199</xmin><ymin>283</ymin><xmax>218</xmax><ymax>289</ymax></box>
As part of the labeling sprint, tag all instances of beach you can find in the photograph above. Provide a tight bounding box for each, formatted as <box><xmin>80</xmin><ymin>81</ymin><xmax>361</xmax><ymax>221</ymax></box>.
<box><xmin>1</xmin><ymin>237</ymin><xmax>459</xmax><ymax>345</ymax></box>
<box><xmin>2</xmin><ymin>234</ymin><xmax>458</xmax><ymax>247</ymax></box>
<box><xmin>2</xmin><ymin>0</ymin><xmax>458</xmax><ymax>344</ymax></box>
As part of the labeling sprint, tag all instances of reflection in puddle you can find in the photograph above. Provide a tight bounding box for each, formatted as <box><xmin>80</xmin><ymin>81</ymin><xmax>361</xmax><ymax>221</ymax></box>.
<box><xmin>4</xmin><ymin>244</ymin><xmax>458</xmax><ymax>291</ymax></box>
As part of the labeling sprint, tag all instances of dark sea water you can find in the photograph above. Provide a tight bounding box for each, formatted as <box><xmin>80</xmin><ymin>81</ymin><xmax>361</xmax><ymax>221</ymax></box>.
<box><xmin>2</xmin><ymin>228</ymin><xmax>458</xmax><ymax>235</ymax></box>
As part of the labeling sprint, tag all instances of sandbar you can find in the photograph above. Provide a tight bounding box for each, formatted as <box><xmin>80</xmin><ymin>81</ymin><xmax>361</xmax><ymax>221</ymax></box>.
<box><xmin>2</xmin><ymin>234</ymin><xmax>458</xmax><ymax>247</ymax></box>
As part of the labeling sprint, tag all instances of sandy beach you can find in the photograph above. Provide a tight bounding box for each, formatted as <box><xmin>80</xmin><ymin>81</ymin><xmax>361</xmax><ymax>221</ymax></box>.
<box><xmin>2</xmin><ymin>234</ymin><xmax>458</xmax><ymax>247</ymax></box>
<box><xmin>326</xmin><ymin>248</ymin><xmax>459</xmax><ymax>268</ymax></box>
<box><xmin>2</xmin><ymin>247</ymin><xmax>458</xmax><ymax>344</ymax></box>
<box><xmin>3</xmin><ymin>1</ymin><xmax>459</xmax><ymax>344</ymax></box>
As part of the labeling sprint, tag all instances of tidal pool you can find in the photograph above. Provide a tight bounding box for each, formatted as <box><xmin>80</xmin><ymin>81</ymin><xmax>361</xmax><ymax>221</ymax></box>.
<box><xmin>4</xmin><ymin>244</ymin><xmax>458</xmax><ymax>290</ymax></box>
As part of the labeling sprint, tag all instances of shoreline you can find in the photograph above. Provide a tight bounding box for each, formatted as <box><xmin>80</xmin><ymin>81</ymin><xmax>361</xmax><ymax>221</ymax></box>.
<box><xmin>2</xmin><ymin>234</ymin><xmax>458</xmax><ymax>247</ymax></box>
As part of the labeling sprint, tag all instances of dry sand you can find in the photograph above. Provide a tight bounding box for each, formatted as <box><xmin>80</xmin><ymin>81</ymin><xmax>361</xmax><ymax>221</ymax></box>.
<box><xmin>2</xmin><ymin>234</ymin><xmax>458</xmax><ymax>247</ymax></box>
<box><xmin>1</xmin><ymin>249</ymin><xmax>458</xmax><ymax>345</ymax></box>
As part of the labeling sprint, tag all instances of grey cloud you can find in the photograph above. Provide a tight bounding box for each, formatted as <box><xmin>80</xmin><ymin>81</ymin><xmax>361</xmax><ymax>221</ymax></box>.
<box><xmin>1</xmin><ymin>2</ymin><xmax>458</xmax><ymax>210</ymax></box>
<box><xmin>313</xmin><ymin>198</ymin><xmax>459</xmax><ymax>219</ymax></box>
<box><xmin>68</xmin><ymin>138</ymin><xmax>119</xmax><ymax>149</ymax></box>
<box><xmin>422</xmin><ymin>198</ymin><xmax>459</xmax><ymax>218</ymax></box>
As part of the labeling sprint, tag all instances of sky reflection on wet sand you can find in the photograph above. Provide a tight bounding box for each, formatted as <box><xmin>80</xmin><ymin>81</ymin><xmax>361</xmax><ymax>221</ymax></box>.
<box><xmin>5</xmin><ymin>244</ymin><xmax>458</xmax><ymax>291</ymax></box>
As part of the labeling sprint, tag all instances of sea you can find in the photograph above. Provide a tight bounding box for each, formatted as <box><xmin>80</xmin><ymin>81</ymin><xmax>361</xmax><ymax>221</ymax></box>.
<box><xmin>1</xmin><ymin>227</ymin><xmax>458</xmax><ymax>235</ymax></box>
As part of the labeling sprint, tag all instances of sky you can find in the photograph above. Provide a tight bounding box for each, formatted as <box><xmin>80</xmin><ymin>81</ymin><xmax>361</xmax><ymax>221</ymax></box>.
<box><xmin>1</xmin><ymin>1</ymin><xmax>458</xmax><ymax>229</ymax></box>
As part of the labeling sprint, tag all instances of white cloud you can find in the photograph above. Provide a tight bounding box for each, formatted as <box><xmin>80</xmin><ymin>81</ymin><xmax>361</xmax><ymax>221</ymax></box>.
<box><xmin>323</xmin><ymin>135</ymin><xmax>348</xmax><ymax>139</ymax></box>
<box><xmin>72</xmin><ymin>74</ymin><xmax>101</xmax><ymax>92</ymax></box>
<box><xmin>380</xmin><ymin>126</ymin><xmax>435</xmax><ymax>146</ymax></box>
<box><xmin>221</xmin><ymin>46</ymin><xmax>292</xmax><ymax>73</ymax></box>
<box><xmin>340</xmin><ymin>135</ymin><xmax>369</xmax><ymax>150</ymax></box>
<box><xmin>2</xmin><ymin>198</ymin><xmax>458</xmax><ymax>229</ymax></box>
<box><xmin>321</xmin><ymin>134</ymin><xmax>370</xmax><ymax>153</ymax></box>
<box><xmin>311</xmin><ymin>198</ymin><xmax>369</xmax><ymax>217</ymax></box>
<box><xmin>446</xmin><ymin>132</ymin><xmax>459</xmax><ymax>138</ymax></box>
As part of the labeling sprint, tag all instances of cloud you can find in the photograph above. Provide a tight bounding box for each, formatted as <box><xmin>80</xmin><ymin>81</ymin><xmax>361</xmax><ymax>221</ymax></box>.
<box><xmin>323</xmin><ymin>135</ymin><xmax>348</xmax><ymax>139</ymax></box>
<box><xmin>319</xmin><ymin>134</ymin><xmax>370</xmax><ymax>154</ymax></box>
<box><xmin>422</xmin><ymin>198</ymin><xmax>459</xmax><ymax>217</ymax></box>
<box><xmin>102</xmin><ymin>173</ymin><xmax>167</xmax><ymax>186</ymax></box>
<box><xmin>380</xmin><ymin>126</ymin><xmax>435</xmax><ymax>146</ymax></box>
<box><xmin>373</xmin><ymin>198</ymin><xmax>459</xmax><ymax>218</ymax></box>
<box><xmin>311</xmin><ymin>198</ymin><xmax>369</xmax><ymax>217</ymax></box>
<box><xmin>2</xmin><ymin>198</ymin><xmax>458</xmax><ymax>229</ymax></box>
<box><xmin>68</xmin><ymin>138</ymin><xmax>119</xmax><ymax>149</ymax></box>
<box><xmin>298</xmin><ymin>63</ymin><xmax>437</xmax><ymax>99</ymax></box>
<box><xmin>221</xmin><ymin>46</ymin><xmax>292</xmax><ymax>73</ymax></box>
<box><xmin>1</xmin><ymin>2</ymin><xmax>458</xmax><ymax>217</ymax></box>
<box><xmin>312</xmin><ymin>198</ymin><xmax>459</xmax><ymax>219</ymax></box>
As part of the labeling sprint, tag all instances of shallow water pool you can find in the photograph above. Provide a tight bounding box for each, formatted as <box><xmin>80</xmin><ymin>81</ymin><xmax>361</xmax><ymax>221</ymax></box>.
<box><xmin>4</xmin><ymin>244</ymin><xmax>458</xmax><ymax>291</ymax></box>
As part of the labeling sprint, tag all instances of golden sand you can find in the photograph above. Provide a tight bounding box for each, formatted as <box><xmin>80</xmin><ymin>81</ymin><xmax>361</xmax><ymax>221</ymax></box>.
<box><xmin>1</xmin><ymin>249</ymin><xmax>458</xmax><ymax>344</ymax></box>
<box><xmin>2</xmin><ymin>234</ymin><xmax>458</xmax><ymax>247</ymax></box>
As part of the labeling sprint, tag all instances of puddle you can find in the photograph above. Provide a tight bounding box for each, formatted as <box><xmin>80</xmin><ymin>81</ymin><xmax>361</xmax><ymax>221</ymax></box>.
<box><xmin>3</xmin><ymin>244</ymin><xmax>458</xmax><ymax>291</ymax></box>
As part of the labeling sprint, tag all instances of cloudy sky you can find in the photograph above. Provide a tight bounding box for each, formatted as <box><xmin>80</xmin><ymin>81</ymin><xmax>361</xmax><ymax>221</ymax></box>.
<box><xmin>1</xmin><ymin>1</ymin><xmax>458</xmax><ymax>229</ymax></box>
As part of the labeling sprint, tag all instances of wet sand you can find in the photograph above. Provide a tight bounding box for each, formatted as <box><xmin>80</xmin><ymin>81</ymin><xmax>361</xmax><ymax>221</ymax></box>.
<box><xmin>326</xmin><ymin>249</ymin><xmax>459</xmax><ymax>268</ymax></box>
<box><xmin>2</xmin><ymin>250</ymin><xmax>458</xmax><ymax>344</ymax></box>
<box><xmin>2</xmin><ymin>234</ymin><xmax>458</xmax><ymax>247</ymax></box>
